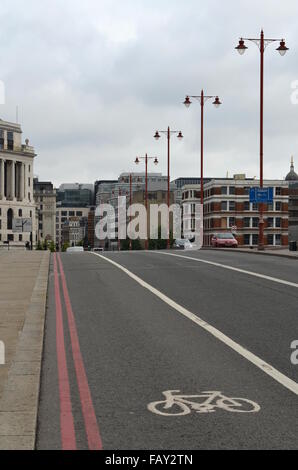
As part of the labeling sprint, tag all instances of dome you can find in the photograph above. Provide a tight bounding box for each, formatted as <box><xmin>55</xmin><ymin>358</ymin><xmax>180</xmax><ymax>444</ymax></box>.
<box><xmin>285</xmin><ymin>157</ymin><xmax>298</xmax><ymax>181</ymax></box>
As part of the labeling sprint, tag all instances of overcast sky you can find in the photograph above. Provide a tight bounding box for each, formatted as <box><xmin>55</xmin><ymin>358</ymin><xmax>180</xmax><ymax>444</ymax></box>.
<box><xmin>0</xmin><ymin>0</ymin><xmax>298</xmax><ymax>186</ymax></box>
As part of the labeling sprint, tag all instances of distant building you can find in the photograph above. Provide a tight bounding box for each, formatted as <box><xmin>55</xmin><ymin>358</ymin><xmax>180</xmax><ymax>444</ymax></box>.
<box><xmin>57</xmin><ymin>183</ymin><xmax>93</xmax><ymax>207</ymax></box>
<box><xmin>61</xmin><ymin>216</ymin><xmax>84</xmax><ymax>247</ymax></box>
<box><xmin>0</xmin><ymin>119</ymin><xmax>37</xmax><ymax>247</ymax></box>
<box><xmin>56</xmin><ymin>206</ymin><xmax>90</xmax><ymax>249</ymax></box>
<box><xmin>33</xmin><ymin>178</ymin><xmax>56</xmax><ymax>244</ymax></box>
<box><xmin>182</xmin><ymin>174</ymin><xmax>288</xmax><ymax>247</ymax></box>
<box><xmin>286</xmin><ymin>157</ymin><xmax>298</xmax><ymax>244</ymax></box>
<box><xmin>172</xmin><ymin>177</ymin><xmax>211</xmax><ymax>204</ymax></box>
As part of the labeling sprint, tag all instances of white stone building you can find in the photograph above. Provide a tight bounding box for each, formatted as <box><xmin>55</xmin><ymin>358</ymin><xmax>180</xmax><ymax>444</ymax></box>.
<box><xmin>0</xmin><ymin>119</ymin><xmax>37</xmax><ymax>247</ymax></box>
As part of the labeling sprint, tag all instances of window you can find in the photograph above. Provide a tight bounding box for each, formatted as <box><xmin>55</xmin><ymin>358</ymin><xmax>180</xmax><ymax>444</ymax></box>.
<box><xmin>267</xmin><ymin>202</ymin><xmax>273</xmax><ymax>211</ymax></box>
<box><xmin>275</xmin><ymin>234</ymin><xmax>281</xmax><ymax>245</ymax></box>
<box><xmin>275</xmin><ymin>187</ymin><xmax>281</xmax><ymax>196</ymax></box>
<box><xmin>229</xmin><ymin>201</ymin><xmax>235</xmax><ymax>211</ymax></box>
<box><xmin>39</xmin><ymin>223</ymin><xmax>43</xmax><ymax>230</ymax></box>
<box><xmin>221</xmin><ymin>201</ymin><xmax>227</xmax><ymax>211</ymax></box>
<box><xmin>275</xmin><ymin>201</ymin><xmax>281</xmax><ymax>211</ymax></box>
<box><xmin>244</xmin><ymin>187</ymin><xmax>250</xmax><ymax>195</ymax></box>
<box><xmin>18</xmin><ymin>209</ymin><xmax>22</xmax><ymax>217</ymax></box>
<box><xmin>28</xmin><ymin>177</ymin><xmax>30</xmax><ymax>187</ymax></box>
<box><xmin>229</xmin><ymin>186</ymin><xmax>235</xmax><ymax>195</ymax></box>
<box><xmin>252</xmin><ymin>234</ymin><xmax>259</xmax><ymax>245</ymax></box>
<box><xmin>221</xmin><ymin>186</ymin><xmax>227</xmax><ymax>195</ymax></box>
<box><xmin>252</xmin><ymin>202</ymin><xmax>258</xmax><ymax>211</ymax></box>
<box><xmin>229</xmin><ymin>217</ymin><xmax>235</xmax><ymax>227</ymax></box>
<box><xmin>252</xmin><ymin>217</ymin><xmax>259</xmax><ymax>228</ymax></box>
<box><xmin>275</xmin><ymin>217</ymin><xmax>281</xmax><ymax>228</ymax></box>
<box><xmin>244</xmin><ymin>234</ymin><xmax>250</xmax><ymax>245</ymax></box>
<box><xmin>267</xmin><ymin>234</ymin><xmax>273</xmax><ymax>245</ymax></box>
<box><xmin>7</xmin><ymin>131</ymin><xmax>14</xmax><ymax>150</ymax></box>
<box><xmin>243</xmin><ymin>217</ymin><xmax>250</xmax><ymax>228</ymax></box>
<box><xmin>76</xmin><ymin>211</ymin><xmax>83</xmax><ymax>216</ymax></box>
<box><xmin>8</xmin><ymin>234</ymin><xmax>14</xmax><ymax>241</ymax></box>
<box><xmin>0</xmin><ymin>130</ymin><xmax>4</xmax><ymax>149</ymax></box>
<box><xmin>244</xmin><ymin>201</ymin><xmax>250</xmax><ymax>211</ymax></box>
<box><xmin>69</xmin><ymin>211</ymin><xmax>75</xmax><ymax>216</ymax></box>
<box><xmin>61</xmin><ymin>211</ymin><xmax>67</xmax><ymax>216</ymax></box>
<box><xmin>19</xmin><ymin>234</ymin><xmax>22</xmax><ymax>241</ymax></box>
<box><xmin>7</xmin><ymin>208</ymin><xmax>13</xmax><ymax>230</ymax></box>
<box><xmin>40</xmin><ymin>205</ymin><xmax>43</xmax><ymax>210</ymax></box>
<box><xmin>267</xmin><ymin>217</ymin><xmax>274</xmax><ymax>227</ymax></box>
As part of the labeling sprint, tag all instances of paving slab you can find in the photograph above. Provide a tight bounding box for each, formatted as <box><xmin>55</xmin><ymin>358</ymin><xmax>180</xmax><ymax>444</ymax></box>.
<box><xmin>0</xmin><ymin>251</ymin><xmax>50</xmax><ymax>449</ymax></box>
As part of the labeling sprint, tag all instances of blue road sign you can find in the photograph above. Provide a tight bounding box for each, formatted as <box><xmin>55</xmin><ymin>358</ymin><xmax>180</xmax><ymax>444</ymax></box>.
<box><xmin>249</xmin><ymin>187</ymin><xmax>273</xmax><ymax>203</ymax></box>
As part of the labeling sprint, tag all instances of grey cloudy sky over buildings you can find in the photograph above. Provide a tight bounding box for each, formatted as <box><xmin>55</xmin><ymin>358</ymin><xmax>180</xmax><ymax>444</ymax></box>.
<box><xmin>0</xmin><ymin>0</ymin><xmax>297</xmax><ymax>185</ymax></box>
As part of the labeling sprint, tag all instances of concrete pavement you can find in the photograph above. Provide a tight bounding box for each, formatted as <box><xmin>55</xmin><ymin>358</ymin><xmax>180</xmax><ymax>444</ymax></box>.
<box><xmin>0</xmin><ymin>251</ymin><xmax>50</xmax><ymax>450</ymax></box>
<box><xmin>37</xmin><ymin>251</ymin><xmax>298</xmax><ymax>449</ymax></box>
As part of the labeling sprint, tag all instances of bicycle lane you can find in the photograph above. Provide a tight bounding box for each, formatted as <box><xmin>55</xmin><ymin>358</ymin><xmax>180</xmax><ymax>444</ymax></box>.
<box><xmin>37</xmin><ymin>253</ymin><xmax>298</xmax><ymax>449</ymax></box>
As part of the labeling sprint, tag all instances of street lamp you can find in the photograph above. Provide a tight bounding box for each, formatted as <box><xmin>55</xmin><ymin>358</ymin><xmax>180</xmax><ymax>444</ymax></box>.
<box><xmin>135</xmin><ymin>154</ymin><xmax>158</xmax><ymax>250</ymax></box>
<box><xmin>235</xmin><ymin>30</ymin><xmax>288</xmax><ymax>250</ymax></box>
<box><xmin>154</xmin><ymin>126</ymin><xmax>183</xmax><ymax>249</ymax></box>
<box><xmin>183</xmin><ymin>90</ymin><xmax>221</xmax><ymax>207</ymax></box>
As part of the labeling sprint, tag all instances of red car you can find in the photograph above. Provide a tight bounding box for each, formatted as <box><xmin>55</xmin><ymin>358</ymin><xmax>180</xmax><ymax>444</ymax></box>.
<box><xmin>211</xmin><ymin>233</ymin><xmax>238</xmax><ymax>248</ymax></box>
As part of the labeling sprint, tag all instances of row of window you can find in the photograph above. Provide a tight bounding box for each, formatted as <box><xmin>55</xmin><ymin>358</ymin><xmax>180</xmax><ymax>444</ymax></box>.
<box><xmin>57</xmin><ymin>211</ymin><xmax>83</xmax><ymax>217</ymax></box>
<box><xmin>0</xmin><ymin>130</ymin><xmax>14</xmax><ymax>151</ymax></box>
<box><xmin>184</xmin><ymin>187</ymin><xmax>284</xmax><ymax>199</ymax></box>
<box><xmin>206</xmin><ymin>201</ymin><xmax>283</xmax><ymax>212</ymax></box>
<box><xmin>0</xmin><ymin>234</ymin><xmax>23</xmax><ymax>241</ymax></box>
<box><xmin>243</xmin><ymin>234</ymin><xmax>282</xmax><ymax>246</ymax></box>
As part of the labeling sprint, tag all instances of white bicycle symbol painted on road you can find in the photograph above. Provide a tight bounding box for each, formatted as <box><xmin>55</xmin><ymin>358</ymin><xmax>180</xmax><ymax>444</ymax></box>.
<box><xmin>148</xmin><ymin>390</ymin><xmax>260</xmax><ymax>416</ymax></box>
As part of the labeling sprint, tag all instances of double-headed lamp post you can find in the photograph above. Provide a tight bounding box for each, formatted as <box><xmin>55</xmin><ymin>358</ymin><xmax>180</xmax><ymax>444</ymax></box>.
<box><xmin>135</xmin><ymin>154</ymin><xmax>158</xmax><ymax>250</ymax></box>
<box><xmin>183</xmin><ymin>91</ymin><xmax>221</xmax><ymax>206</ymax></box>
<box><xmin>235</xmin><ymin>30</ymin><xmax>288</xmax><ymax>250</ymax></box>
<box><xmin>154</xmin><ymin>127</ymin><xmax>183</xmax><ymax>249</ymax></box>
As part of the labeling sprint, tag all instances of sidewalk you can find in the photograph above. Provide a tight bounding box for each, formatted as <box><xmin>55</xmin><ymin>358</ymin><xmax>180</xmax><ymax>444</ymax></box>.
<box><xmin>204</xmin><ymin>247</ymin><xmax>298</xmax><ymax>259</ymax></box>
<box><xmin>0</xmin><ymin>251</ymin><xmax>50</xmax><ymax>449</ymax></box>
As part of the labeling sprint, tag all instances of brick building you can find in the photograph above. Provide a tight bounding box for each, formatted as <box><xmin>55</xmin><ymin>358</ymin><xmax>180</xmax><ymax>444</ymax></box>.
<box><xmin>182</xmin><ymin>174</ymin><xmax>288</xmax><ymax>247</ymax></box>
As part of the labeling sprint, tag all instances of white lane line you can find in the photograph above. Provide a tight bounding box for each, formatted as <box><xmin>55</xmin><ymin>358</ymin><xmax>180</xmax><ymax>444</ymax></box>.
<box><xmin>90</xmin><ymin>252</ymin><xmax>298</xmax><ymax>396</ymax></box>
<box><xmin>153</xmin><ymin>251</ymin><xmax>298</xmax><ymax>289</ymax></box>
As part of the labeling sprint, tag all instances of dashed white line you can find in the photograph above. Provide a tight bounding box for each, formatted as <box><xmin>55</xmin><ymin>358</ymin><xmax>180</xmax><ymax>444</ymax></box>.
<box><xmin>90</xmin><ymin>252</ymin><xmax>298</xmax><ymax>396</ymax></box>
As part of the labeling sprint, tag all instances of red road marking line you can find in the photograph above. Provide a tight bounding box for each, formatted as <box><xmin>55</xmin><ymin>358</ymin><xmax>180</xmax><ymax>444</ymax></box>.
<box><xmin>53</xmin><ymin>253</ymin><xmax>77</xmax><ymax>450</ymax></box>
<box><xmin>57</xmin><ymin>253</ymin><xmax>103</xmax><ymax>451</ymax></box>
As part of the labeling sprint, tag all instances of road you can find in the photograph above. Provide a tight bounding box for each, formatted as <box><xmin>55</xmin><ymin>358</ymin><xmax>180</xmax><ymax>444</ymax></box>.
<box><xmin>36</xmin><ymin>250</ymin><xmax>298</xmax><ymax>450</ymax></box>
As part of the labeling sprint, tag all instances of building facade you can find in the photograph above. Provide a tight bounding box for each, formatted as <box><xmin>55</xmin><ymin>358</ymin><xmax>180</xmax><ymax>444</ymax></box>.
<box><xmin>56</xmin><ymin>206</ymin><xmax>90</xmax><ymax>248</ymax></box>
<box><xmin>0</xmin><ymin>119</ymin><xmax>37</xmax><ymax>247</ymax></box>
<box><xmin>286</xmin><ymin>158</ymin><xmax>298</xmax><ymax>244</ymax></box>
<box><xmin>33</xmin><ymin>178</ymin><xmax>56</xmax><ymax>245</ymax></box>
<box><xmin>182</xmin><ymin>175</ymin><xmax>288</xmax><ymax>247</ymax></box>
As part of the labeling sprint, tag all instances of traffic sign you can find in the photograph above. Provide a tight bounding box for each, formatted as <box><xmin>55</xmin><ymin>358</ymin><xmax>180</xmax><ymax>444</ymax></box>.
<box><xmin>12</xmin><ymin>218</ymin><xmax>32</xmax><ymax>233</ymax></box>
<box><xmin>249</xmin><ymin>187</ymin><xmax>273</xmax><ymax>203</ymax></box>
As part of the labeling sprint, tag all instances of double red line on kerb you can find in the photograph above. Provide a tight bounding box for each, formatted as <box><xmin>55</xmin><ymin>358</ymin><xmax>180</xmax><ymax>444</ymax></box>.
<box><xmin>53</xmin><ymin>253</ymin><xmax>102</xmax><ymax>450</ymax></box>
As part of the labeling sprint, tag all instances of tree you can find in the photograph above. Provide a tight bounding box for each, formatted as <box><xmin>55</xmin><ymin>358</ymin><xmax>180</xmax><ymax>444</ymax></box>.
<box><xmin>62</xmin><ymin>241</ymin><xmax>70</xmax><ymax>252</ymax></box>
<box><xmin>49</xmin><ymin>241</ymin><xmax>56</xmax><ymax>252</ymax></box>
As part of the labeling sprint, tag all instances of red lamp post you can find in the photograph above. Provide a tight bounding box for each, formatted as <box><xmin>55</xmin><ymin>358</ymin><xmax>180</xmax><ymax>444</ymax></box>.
<box><xmin>183</xmin><ymin>92</ymin><xmax>221</xmax><ymax>206</ymax></box>
<box><xmin>154</xmin><ymin>127</ymin><xmax>183</xmax><ymax>249</ymax></box>
<box><xmin>235</xmin><ymin>30</ymin><xmax>288</xmax><ymax>250</ymax></box>
<box><xmin>135</xmin><ymin>154</ymin><xmax>158</xmax><ymax>250</ymax></box>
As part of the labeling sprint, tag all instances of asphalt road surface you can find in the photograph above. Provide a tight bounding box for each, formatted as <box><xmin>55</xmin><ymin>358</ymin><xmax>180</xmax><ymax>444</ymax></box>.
<box><xmin>37</xmin><ymin>250</ymin><xmax>298</xmax><ymax>450</ymax></box>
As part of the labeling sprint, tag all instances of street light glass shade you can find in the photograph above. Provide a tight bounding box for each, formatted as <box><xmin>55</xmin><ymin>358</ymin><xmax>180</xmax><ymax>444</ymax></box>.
<box><xmin>184</xmin><ymin>96</ymin><xmax>191</xmax><ymax>108</ymax></box>
<box><xmin>135</xmin><ymin>157</ymin><xmax>140</xmax><ymax>164</ymax></box>
<box><xmin>235</xmin><ymin>38</ymin><xmax>247</xmax><ymax>55</ymax></box>
<box><xmin>177</xmin><ymin>131</ymin><xmax>183</xmax><ymax>140</ymax></box>
<box><xmin>212</xmin><ymin>96</ymin><xmax>221</xmax><ymax>108</ymax></box>
<box><xmin>276</xmin><ymin>40</ymin><xmax>288</xmax><ymax>56</ymax></box>
<box><xmin>154</xmin><ymin>131</ymin><xmax>160</xmax><ymax>140</ymax></box>
<box><xmin>154</xmin><ymin>158</ymin><xmax>158</xmax><ymax>165</ymax></box>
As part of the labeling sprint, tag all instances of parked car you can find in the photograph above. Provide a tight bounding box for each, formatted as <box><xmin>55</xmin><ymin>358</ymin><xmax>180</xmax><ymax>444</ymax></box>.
<box><xmin>66</xmin><ymin>246</ymin><xmax>84</xmax><ymax>253</ymax></box>
<box><xmin>173</xmin><ymin>238</ymin><xmax>193</xmax><ymax>250</ymax></box>
<box><xmin>211</xmin><ymin>233</ymin><xmax>238</xmax><ymax>248</ymax></box>
<box><xmin>92</xmin><ymin>247</ymin><xmax>104</xmax><ymax>252</ymax></box>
